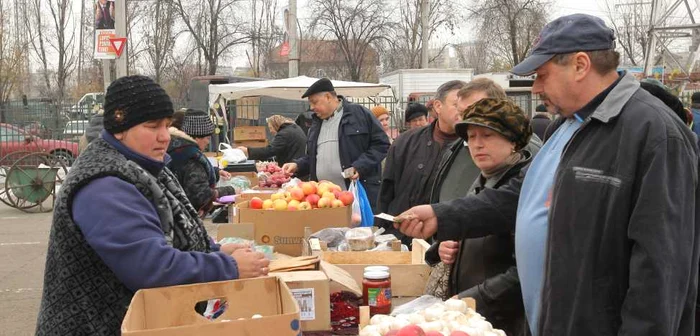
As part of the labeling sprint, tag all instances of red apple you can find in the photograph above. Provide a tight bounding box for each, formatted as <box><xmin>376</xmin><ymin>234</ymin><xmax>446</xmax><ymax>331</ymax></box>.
<box><xmin>301</xmin><ymin>182</ymin><xmax>317</xmax><ymax>196</ymax></box>
<box><xmin>338</xmin><ymin>191</ymin><xmax>354</xmax><ymax>206</ymax></box>
<box><xmin>249</xmin><ymin>197</ymin><xmax>264</xmax><ymax>209</ymax></box>
<box><xmin>289</xmin><ymin>187</ymin><xmax>305</xmax><ymax>201</ymax></box>
<box><xmin>425</xmin><ymin>332</ymin><xmax>443</xmax><ymax>336</ymax></box>
<box><xmin>305</xmin><ymin>194</ymin><xmax>320</xmax><ymax>207</ymax></box>
<box><xmin>333</xmin><ymin>190</ymin><xmax>342</xmax><ymax>199</ymax></box>
<box><xmin>396</xmin><ymin>325</ymin><xmax>425</xmax><ymax>336</ymax></box>
<box><xmin>385</xmin><ymin>331</ymin><xmax>399</xmax><ymax>336</ymax></box>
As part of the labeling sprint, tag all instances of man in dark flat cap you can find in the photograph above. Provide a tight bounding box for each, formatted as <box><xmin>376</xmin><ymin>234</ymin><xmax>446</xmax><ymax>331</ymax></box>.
<box><xmin>283</xmin><ymin>78</ymin><xmax>390</xmax><ymax>211</ymax></box>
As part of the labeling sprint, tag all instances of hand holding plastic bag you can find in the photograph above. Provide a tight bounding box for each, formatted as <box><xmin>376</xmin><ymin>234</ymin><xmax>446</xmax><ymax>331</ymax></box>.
<box><xmin>218</xmin><ymin>143</ymin><xmax>247</xmax><ymax>164</ymax></box>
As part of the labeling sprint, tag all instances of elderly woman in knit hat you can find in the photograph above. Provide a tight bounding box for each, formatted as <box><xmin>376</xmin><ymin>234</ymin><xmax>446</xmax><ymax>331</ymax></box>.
<box><xmin>36</xmin><ymin>76</ymin><xmax>269</xmax><ymax>336</ymax></box>
<box><xmin>237</xmin><ymin>114</ymin><xmax>307</xmax><ymax>166</ymax></box>
<box><xmin>167</xmin><ymin>109</ymin><xmax>237</xmax><ymax>216</ymax></box>
<box><xmin>371</xmin><ymin>105</ymin><xmax>393</xmax><ymax>142</ymax></box>
<box><xmin>431</xmin><ymin>98</ymin><xmax>533</xmax><ymax>336</ymax></box>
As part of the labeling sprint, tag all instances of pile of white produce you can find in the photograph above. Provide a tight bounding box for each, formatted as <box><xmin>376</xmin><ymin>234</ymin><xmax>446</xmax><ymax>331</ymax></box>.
<box><xmin>359</xmin><ymin>299</ymin><xmax>506</xmax><ymax>336</ymax></box>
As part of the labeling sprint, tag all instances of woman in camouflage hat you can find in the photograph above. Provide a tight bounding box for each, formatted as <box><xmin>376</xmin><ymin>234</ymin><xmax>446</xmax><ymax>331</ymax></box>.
<box><xmin>436</xmin><ymin>97</ymin><xmax>536</xmax><ymax>336</ymax></box>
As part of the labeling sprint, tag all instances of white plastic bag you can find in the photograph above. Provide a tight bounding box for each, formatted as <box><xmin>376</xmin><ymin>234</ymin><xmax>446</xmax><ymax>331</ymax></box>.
<box><xmin>218</xmin><ymin>143</ymin><xmax>247</xmax><ymax>164</ymax></box>
<box><xmin>348</xmin><ymin>180</ymin><xmax>362</xmax><ymax>226</ymax></box>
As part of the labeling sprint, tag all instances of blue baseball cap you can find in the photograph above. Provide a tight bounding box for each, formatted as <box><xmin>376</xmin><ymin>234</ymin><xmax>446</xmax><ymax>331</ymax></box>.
<box><xmin>511</xmin><ymin>14</ymin><xmax>616</xmax><ymax>76</ymax></box>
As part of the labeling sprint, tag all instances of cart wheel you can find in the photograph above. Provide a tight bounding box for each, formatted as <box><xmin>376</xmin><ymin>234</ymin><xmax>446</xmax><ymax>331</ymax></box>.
<box><xmin>0</xmin><ymin>151</ymin><xmax>33</xmax><ymax>207</ymax></box>
<box><xmin>4</xmin><ymin>152</ymin><xmax>67</xmax><ymax>213</ymax></box>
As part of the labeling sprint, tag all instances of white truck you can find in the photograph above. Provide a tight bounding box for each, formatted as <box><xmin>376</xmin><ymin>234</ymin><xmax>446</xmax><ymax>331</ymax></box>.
<box><xmin>379</xmin><ymin>68</ymin><xmax>476</xmax><ymax>104</ymax></box>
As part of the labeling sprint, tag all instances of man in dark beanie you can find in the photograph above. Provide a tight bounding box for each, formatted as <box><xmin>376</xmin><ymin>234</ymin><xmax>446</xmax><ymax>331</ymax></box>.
<box><xmin>530</xmin><ymin>104</ymin><xmax>552</xmax><ymax>141</ymax></box>
<box><xmin>405</xmin><ymin>102</ymin><xmax>429</xmax><ymax>130</ymax></box>
<box><xmin>167</xmin><ymin>109</ymin><xmax>235</xmax><ymax>215</ymax></box>
<box><xmin>36</xmin><ymin>75</ymin><xmax>269</xmax><ymax>336</ymax></box>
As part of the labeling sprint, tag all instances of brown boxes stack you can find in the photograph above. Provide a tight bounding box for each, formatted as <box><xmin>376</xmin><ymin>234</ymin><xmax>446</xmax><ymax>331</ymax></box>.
<box><xmin>233</xmin><ymin>126</ymin><xmax>267</xmax><ymax>148</ymax></box>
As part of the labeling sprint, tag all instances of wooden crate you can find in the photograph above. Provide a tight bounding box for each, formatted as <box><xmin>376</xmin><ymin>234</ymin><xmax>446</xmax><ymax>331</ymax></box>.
<box><xmin>233</xmin><ymin>126</ymin><xmax>267</xmax><ymax>141</ymax></box>
<box><xmin>316</xmin><ymin>239</ymin><xmax>431</xmax><ymax>297</ymax></box>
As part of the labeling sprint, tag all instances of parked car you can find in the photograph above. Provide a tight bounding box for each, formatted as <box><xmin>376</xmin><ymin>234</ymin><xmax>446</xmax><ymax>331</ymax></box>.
<box><xmin>62</xmin><ymin>120</ymin><xmax>89</xmax><ymax>141</ymax></box>
<box><xmin>0</xmin><ymin>123</ymin><xmax>79</xmax><ymax>166</ymax></box>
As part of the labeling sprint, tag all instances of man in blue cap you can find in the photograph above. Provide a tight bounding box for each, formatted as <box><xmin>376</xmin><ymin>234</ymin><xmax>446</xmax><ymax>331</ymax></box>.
<box><xmin>393</xmin><ymin>14</ymin><xmax>699</xmax><ymax>335</ymax></box>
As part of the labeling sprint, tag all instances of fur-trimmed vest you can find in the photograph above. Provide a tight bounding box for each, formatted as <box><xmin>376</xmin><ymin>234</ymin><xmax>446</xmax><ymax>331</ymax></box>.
<box><xmin>36</xmin><ymin>138</ymin><xmax>212</xmax><ymax>336</ymax></box>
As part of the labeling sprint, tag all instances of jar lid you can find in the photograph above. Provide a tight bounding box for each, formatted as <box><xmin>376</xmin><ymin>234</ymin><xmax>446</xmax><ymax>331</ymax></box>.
<box><xmin>364</xmin><ymin>266</ymin><xmax>389</xmax><ymax>273</ymax></box>
<box><xmin>363</xmin><ymin>271</ymin><xmax>390</xmax><ymax>280</ymax></box>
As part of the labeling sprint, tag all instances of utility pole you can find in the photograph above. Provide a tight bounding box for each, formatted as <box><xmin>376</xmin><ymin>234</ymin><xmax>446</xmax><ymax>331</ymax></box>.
<box><xmin>288</xmin><ymin>0</ymin><xmax>299</xmax><ymax>77</ymax></box>
<box><xmin>420</xmin><ymin>0</ymin><xmax>429</xmax><ymax>68</ymax></box>
<box><xmin>115</xmin><ymin>0</ymin><xmax>127</xmax><ymax>78</ymax></box>
<box><xmin>78</xmin><ymin>0</ymin><xmax>85</xmax><ymax>86</ymax></box>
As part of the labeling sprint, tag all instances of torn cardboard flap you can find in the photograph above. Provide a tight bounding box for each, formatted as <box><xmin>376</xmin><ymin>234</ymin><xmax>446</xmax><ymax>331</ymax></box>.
<box><xmin>320</xmin><ymin>261</ymin><xmax>362</xmax><ymax>296</ymax></box>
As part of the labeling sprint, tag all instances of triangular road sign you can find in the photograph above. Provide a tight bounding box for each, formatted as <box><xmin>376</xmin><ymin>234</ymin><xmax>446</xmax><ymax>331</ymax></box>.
<box><xmin>109</xmin><ymin>37</ymin><xmax>127</xmax><ymax>57</ymax></box>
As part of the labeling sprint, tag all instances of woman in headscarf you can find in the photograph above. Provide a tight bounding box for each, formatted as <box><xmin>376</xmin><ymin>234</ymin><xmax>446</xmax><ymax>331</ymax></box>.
<box><xmin>237</xmin><ymin>114</ymin><xmax>307</xmax><ymax>166</ymax></box>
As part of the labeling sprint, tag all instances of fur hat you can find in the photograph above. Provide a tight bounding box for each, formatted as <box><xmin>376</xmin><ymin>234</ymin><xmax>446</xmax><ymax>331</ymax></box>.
<box><xmin>455</xmin><ymin>98</ymin><xmax>532</xmax><ymax>151</ymax></box>
<box><xmin>103</xmin><ymin>75</ymin><xmax>174</xmax><ymax>134</ymax></box>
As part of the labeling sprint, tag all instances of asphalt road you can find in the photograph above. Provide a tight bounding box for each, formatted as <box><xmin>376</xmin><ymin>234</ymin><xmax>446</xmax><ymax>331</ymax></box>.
<box><xmin>0</xmin><ymin>200</ymin><xmax>221</xmax><ymax>336</ymax></box>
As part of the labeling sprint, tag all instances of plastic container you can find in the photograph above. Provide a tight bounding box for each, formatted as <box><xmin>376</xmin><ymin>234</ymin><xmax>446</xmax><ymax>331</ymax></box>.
<box><xmin>362</xmin><ymin>271</ymin><xmax>392</xmax><ymax>316</ymax></box>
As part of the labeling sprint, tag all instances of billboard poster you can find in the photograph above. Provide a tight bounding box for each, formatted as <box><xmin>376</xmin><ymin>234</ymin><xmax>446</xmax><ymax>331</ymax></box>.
<box><xmin>94</xmin><ymin>0</ymin><xmax>116</xmax><ymax>59</ymax></box>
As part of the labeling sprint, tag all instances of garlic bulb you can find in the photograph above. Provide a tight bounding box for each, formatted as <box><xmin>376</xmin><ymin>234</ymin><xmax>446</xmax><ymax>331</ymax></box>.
<box><xmin>444</xmin><ymin>298</ymin><xmax>468</xmax><ymax>313</ymax></box>
<box><xmin>406</xmin><ymin>313</ymin><xmax>426</xmax><ymax>324</ymax></box>
<box><xmin>359</xmin><ymin>325</ymin><xmax>382</xmax><ymax>336</ymax></box>
<box><xmin>369</xmin><ymin>314</ymin><xmax>392</xmax><ymax>326</ymax></box>
<box><xmin>391</xmin><ymin>316</ymin><xmax>411</xmax><ymax>330</ymax></box>
<box><xmin>423</xmin><ymin>307</ymin><xmax>444</xmax><ymax>322</ymax></box>
<box><xmin>417</xmin><ymin>320</ymin><xmax>443</xmax><ymax>332</ymax></box>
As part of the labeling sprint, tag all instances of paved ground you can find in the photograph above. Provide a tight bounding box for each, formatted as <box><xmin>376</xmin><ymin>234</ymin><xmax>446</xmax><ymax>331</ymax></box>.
<box><xmin>0</xmin><ymin>199</ymin><xmax>220</xmax><ymax>336</ymax></box>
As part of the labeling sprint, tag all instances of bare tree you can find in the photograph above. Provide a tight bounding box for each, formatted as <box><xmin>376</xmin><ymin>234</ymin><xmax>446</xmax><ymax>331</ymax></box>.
<box><xmin>381</xmin><ymin>0</ymin><xmax>456</xmax><ymax>72</ymax></box>
<box><xmin>126</xmin><ymin>1</ymin><xmax>147</xmax><ymax>74</ymax></box>
<box><xmin>25</xmin><ymin>0</ymin><xmax>77</xmax><ymax>102</ymax></box>
<box><xmin>143</xmin><ymin>0</ymin><xmax>177</xmax><ymax>83</ymax></box>
<box><xmin>603</xmin><ymin>0</ymin><xmax>674</xmax><ymax>66</ymax></box>
<box><xmin>454</xmin><ymin>39</ymin><xmax>493</xmax><ymax>74</ymax></box>
<box><xmin>172</xmin><ymin>0</ymin><xmax>250</xmax><ymax>75</ymax></box>
<box><xmin>469</xmin><ymin>0</ymin><xmax>549</xmax><ymax>68</ymax></box>
<box><xmin>309</xmin><ymin>0</ymin><xmax>391</xmax><ymax>81</ymax></box>
<box><xmin>0</xmin><ymin>0</ymin><xmax>27</xmax><ymax>105</ymax></box>
<box><xmin>246</xmin><ymin>0</ymin><xmax>284</xmax><ymax>77</ymax></box>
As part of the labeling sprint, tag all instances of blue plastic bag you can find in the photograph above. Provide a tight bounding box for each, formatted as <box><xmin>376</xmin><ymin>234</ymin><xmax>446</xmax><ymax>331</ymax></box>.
<box><xmin>351</xmin><ymin>180</ymin><xmax>374</xmax><ymax>227</ymax></box>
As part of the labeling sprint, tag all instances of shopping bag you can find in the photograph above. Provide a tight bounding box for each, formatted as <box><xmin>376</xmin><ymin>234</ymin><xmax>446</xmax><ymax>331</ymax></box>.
<box><xmin>218</xmin><ymin>143</ymin><xmax>247</xmax><ymax>164</ymax></box>
<box><xmin>349</xmin><ymin>180</ymin><xmax>374</xmax><ymax>227</ymax></box>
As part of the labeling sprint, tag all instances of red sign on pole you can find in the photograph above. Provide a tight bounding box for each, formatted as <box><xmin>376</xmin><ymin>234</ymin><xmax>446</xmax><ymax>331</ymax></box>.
<box><xmin>279</xmin><ymin>41</ymin><xmax>290</xmax><ymax>57</ymax></box>
<box><xmin>109</xmin><ymin>37</ymin><xmax>127</xmax><ymax>57</ymax></box>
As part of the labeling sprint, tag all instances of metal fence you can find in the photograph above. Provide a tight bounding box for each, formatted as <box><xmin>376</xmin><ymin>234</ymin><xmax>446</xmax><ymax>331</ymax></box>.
<box><xmin>0</xmin><ymin>101</ymin><xmax>95</xmax><ymax>166</ymax></box>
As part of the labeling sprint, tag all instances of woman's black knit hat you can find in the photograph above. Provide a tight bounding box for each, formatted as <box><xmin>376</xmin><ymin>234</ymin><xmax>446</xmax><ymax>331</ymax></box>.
<box><xmin>103</xmin><ymin>75</ymin><xmax>174</xmax><ymax>134</ymax></box>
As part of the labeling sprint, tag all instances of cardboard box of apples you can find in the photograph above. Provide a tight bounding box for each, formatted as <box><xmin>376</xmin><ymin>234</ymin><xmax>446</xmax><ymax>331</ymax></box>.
<box><xmin>248</xmin><ymin>181</ymin><xmax>355</xmax><ymax>212</ymax></box>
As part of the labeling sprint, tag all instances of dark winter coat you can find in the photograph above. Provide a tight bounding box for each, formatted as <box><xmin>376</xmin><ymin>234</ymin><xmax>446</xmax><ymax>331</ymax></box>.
<box><xmin>529</xmin><ymin>114</ymin><xmax>551</xmax><ymax>142</ymax></box>
<box><xmin>36</xmin><ymin>133</ymin><xmax>237</xmax><ymax>336</ymax></box>
<box><xmin>167</xmin><ymin>128</ymin><xmax>235</xmax><ymax>212</ymax></box>
<box><xmin>432</xmin><ymin>72</ymin><xmax>700</xmax><ymax>336</ymax></box>
<box><xmin>295</xmin><ymin>97</ymin><xmax>390</xmax><ymax>210</ymax></box>
<box><xmin>247</xmin><ymin>122</ymin><xmax>307</xmax><ymax>165</ymax></box>
<box><xmin>378</xmin><ymin>120</ymin><xmax>451</xmax><ymax>246</ymax></box>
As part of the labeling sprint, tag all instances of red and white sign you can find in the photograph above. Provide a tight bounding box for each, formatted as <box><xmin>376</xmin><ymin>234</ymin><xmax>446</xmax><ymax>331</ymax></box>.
<box><xmin>279</xmin><ymin>41</ymin><xmax>290</xmax><ymax>57</ymax></box>
<box><xmin>109</xmin><ymin>37</ymin><xmax>127</xmax><ymax>57</ymax></box>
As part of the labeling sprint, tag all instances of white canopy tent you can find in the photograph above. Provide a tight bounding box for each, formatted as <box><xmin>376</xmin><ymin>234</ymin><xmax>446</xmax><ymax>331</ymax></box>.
<box><xmin>208</xmin><ymin>75</ymin><xmax>392</xmax><ymax>106</ymax></box>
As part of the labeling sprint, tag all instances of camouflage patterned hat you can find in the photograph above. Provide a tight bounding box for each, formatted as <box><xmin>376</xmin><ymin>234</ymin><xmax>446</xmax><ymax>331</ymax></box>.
<box><xmin>455</xmin><ymin>98</ymin><xmax>532</xmax><ymax>151</ymax></box>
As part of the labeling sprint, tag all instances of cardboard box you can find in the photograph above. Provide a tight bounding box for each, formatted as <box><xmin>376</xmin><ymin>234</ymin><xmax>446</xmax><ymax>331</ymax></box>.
<box><xmin>226</xmin><ymin>201</ymin><xmax>351</xmax><ymax>256</ymax></box>
<box><xmin>237</xmin><ymin>187</ymin><xmax>279</xmax><ymax>201</ymax></box>
<box><xmin>121</xmin><ymin>277</ymin><xmax>301</xmax><ymax>336</ymax></box>
<box><xmin>316</xmin><ymin>239</ymin><xmax>431</xmax><ymax>297</ymax></box>
<box><xmin>271</xmin><ymin>271</ymin><xmax>331</xmax><ymax>331</ymax></box>
<box><xmin>234</xmin><ymin>139</ymin><xmax>268</xmax><ymax>148</ymax></box>
<box><xmin>233</xmin><ymin>126</ymin><xmax>267</xmax><ymax>141</ymax></box>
